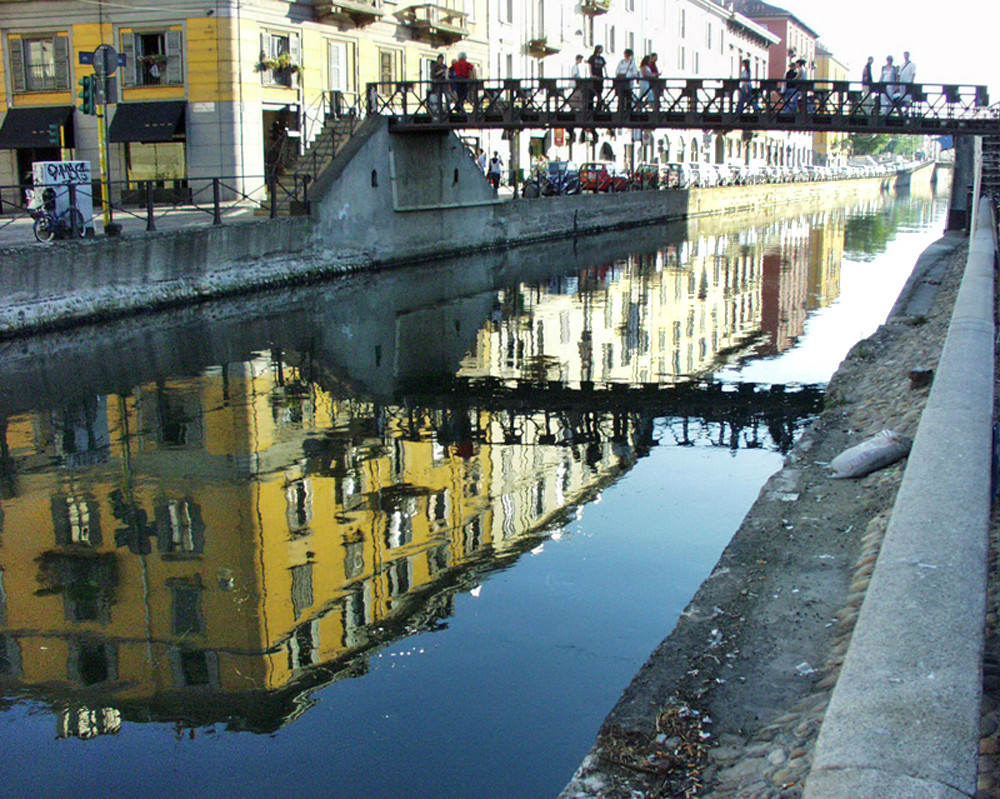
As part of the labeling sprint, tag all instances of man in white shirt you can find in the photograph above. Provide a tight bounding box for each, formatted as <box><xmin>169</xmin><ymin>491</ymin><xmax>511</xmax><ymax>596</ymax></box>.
<box><xmin>897</xmin><ymin>51</ymin><xmax>916</xmax><ymax>105</ymax></box>
<box><xmin>614</xmin><ymin>48</ymin><xmax>639</xmax><ymax>112</ymax></box>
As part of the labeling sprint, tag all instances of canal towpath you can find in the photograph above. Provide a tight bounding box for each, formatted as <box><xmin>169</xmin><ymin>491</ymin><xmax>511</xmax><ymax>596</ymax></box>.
<box><xmin>561</xmin><ymin>210</ymin><xmax>998</xmax><ymax>798</ymax></box>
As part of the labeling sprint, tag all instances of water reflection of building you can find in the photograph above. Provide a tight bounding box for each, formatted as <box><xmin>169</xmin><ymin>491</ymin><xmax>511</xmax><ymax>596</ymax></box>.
<box><xmin>753</xmin><ymin>210</ymin><xmax>846</xmax><ymax>357</ymax></box>
<box><xmin>0</xmin><ymin>354</ymin><xmax>637</xmax><ymax>735</ymax></box>
<box><xmin>464</xmin><ymin>210</ymin><xmax>846</xmax><ymax>383</ymax></box>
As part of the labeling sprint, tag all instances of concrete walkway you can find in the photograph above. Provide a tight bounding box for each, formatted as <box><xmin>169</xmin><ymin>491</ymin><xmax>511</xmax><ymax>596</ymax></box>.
<box><xmin>803</xmin><ymin>203</ymin><xmax>997</xmax><ymax>798</ymax></box>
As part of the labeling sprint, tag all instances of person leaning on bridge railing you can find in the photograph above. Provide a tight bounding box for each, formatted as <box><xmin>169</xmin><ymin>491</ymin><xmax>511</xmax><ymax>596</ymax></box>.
<box><xmin>735</xmin><ymin>59</ymin><xmax>760</xmax><ymax>116</ymax></box>
<box><xmin>450</xmin><ymin>52</ymin><xmax>475</xmax><ymax>112</ymax></box>
<box><xmin>615</xmin><ymin>49</ymin><xmax>639</xmax><ymax>112</ymax></box>
<box><xmin>430</xmin><ymin>53</ymin><xmax>449</xmax><ymax>116</ymax></box>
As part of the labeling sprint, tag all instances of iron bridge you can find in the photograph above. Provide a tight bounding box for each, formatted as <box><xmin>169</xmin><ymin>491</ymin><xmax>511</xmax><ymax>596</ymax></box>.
<box><xmin>366</xmin><ymin>77</ymin><xmax>999</xmax><ymax>137</ymax></box>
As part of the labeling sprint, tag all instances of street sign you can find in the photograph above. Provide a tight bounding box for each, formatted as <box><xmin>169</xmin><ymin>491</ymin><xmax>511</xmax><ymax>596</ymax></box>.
<box><xmin>92</xmin><ymin>44</ymin><xmax>119</xmax><ymax>78</ymax></box>
<box><xmin>80</xmin><ymin>50</ymin><xmax>126</xmax><ymax>68</ymax></box>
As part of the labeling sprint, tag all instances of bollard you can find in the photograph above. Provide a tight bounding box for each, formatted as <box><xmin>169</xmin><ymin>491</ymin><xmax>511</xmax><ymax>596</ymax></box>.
<box><xmin>212</xmin><ymin>178</ymin><xmax>222</xmax><ymax>225</ymax></box>
<box><xmin>145</xmin><ymin>181</ymin><xmax>156</xmax><ymax>232</ymax></box>
<box><xmin>68</xmin><ymin>183</ymin><xmax>79</xmax><ymax>236</ymax></box>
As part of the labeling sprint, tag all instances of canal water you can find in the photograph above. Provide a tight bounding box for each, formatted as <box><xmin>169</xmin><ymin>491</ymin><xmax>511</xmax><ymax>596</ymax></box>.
<box><xmin>0</xmin><ymin>191</ymin><xmax>946</xmax><ymax>798</ymax></box>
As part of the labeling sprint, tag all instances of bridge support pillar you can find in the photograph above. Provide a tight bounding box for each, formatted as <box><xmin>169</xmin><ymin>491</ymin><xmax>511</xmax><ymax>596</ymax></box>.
<box><xmin>947</xmin><ymin>135</ymin><xmax>980</xmax><ymax>231</ymax></box>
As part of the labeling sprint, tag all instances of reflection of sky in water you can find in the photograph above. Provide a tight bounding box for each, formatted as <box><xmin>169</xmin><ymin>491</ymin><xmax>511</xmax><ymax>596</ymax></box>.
<box><xmin>716</xmin><ymin>199</ymin><xmax>948</xmax><ymax>385</ymax></box>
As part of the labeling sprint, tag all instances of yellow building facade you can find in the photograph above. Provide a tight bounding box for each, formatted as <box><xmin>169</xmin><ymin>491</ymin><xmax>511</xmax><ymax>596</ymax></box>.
<box><xmin>0</xmin><ymin>0</ymin><xmax>487</xmax><ymax>194</ymax></box>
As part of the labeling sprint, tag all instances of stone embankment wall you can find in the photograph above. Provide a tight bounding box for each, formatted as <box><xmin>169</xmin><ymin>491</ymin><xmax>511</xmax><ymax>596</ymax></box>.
<box><xmin>0</xmin><ymin>117</ymin><xmax>895</xmax><ymax>338</ymax></box>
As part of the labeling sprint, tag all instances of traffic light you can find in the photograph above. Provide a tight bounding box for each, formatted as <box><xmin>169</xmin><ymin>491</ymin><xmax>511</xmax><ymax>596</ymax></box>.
<box><xmin>77</xmin><ymin>75</ymin><xmax>95</xmax><ymax>115</ymax></box>
<box><xmin>47</xmin><ymin>123</ymin><xmax>61</xmax><ymax>146</ymax></box>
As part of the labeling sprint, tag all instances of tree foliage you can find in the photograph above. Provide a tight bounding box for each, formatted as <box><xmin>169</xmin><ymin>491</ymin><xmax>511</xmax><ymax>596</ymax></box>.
<box><xmin>848</xmin><ymin>134</ymin><xmax>920</xmax><ymax>157</ymax></box>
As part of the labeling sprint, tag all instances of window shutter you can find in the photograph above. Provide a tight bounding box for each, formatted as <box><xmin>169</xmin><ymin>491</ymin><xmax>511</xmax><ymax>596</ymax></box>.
<box><xmin>121</xmin><ymin>31</ymin><xmax>136</xmax><ymax>86</ymax></box>
<box><xmin>328</xmin><ymin>41</ymin><xmax>347</xmax><ymax>91</ymax></box>
<box><xmin>290</xmin><ymin>32</ymin><xmax>301</xmax><ymax>67</ymax></box>
<box><xmin>165</xmin><ymin>29</ymin><xmax>183</xmax><ymax>84</ymax></box>
<box><xmin>9</xmin><ymin>38</ymin><xmax>26</xmax><ymax>93</ymax></box>
<box><xmin>53</xmin><ymin>35</ymin><xmax>70</xmax><ymax>90</ymax></box>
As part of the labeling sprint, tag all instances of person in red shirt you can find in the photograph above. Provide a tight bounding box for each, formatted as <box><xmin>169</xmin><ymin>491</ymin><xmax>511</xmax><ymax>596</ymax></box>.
<box><xmin>451</xmin><ymin>52</ymin><xmax>475</xmax><ymax>111</ymax></box>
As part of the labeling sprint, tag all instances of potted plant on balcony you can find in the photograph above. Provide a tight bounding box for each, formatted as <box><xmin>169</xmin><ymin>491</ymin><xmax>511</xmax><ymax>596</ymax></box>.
<box><xmin>256</xmin><ymin>51</ymin><xmax>301</xmax><ymax>74</ymax></box>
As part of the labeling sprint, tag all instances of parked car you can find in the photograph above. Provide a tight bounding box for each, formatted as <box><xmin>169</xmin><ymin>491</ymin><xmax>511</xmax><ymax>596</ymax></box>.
<box><xmin>660</xmin><ymin>162</ymin><xmax>697</xmax><ymax>189</ymax></box>
<box><xmin>631</xmin><ymin>162</ymin><xmax>661</xmax><ymax>190</ymax></box>
<box><xmin>579</xmin><ymin>162</ymin><xmax>630</xmax><ymax>192</ymax></box>
<box><xmin>714</xmin><ymin>164</ymin><xmax>735</xmax><ymax>186</ymax></box>
<box><xmin>522</xmin><ymin>160</ymin><xmax>581</xmax><ymax>197</ymax></box>
<box><xmin>689</xmin><ymin>163</ymin><xmax>719</xmax><ymax>188</ymax></box>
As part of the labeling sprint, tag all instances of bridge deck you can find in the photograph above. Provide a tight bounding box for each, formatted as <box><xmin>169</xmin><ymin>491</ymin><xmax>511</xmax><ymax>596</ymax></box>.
<box><xmin>367</xmin><ymin>77</ymin><xmax>999</xmax><ymax>137</ymax></box>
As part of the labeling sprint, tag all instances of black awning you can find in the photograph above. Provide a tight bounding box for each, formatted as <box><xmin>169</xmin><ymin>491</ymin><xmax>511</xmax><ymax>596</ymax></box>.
<box><xmin>0</xmin><ymin>106</ymin><xmax>74</xmax><ymax>149</ymax></box>
<box><xmin>109</xmin><ymin>101</ymin><xmax>186</xmax><ymax>143</ymax></box>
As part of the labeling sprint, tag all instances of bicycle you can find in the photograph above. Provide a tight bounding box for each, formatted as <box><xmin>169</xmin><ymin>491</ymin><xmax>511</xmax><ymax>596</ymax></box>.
<box><xmin>28</xmin><ymin>187</ymin><xmax>87</xmax><ymax>243</ymax></box>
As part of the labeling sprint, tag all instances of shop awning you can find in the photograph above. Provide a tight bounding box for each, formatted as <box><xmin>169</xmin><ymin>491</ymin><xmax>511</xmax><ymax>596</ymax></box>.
<box><xmin>109</xmin><ymin>101</ymin><xmax>186</xmax><ymax>143</ymax></box>
<box><xmin>0</xmin><ymin>106</ymin><xmax>74</xmax><ymax>149</ymax></box>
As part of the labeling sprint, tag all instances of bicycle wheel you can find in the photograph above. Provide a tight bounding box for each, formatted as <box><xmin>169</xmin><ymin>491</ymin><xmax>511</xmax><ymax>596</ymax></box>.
<box><xmin>33</xmin><ymin>215</ymin><xmax>55</xmax><ymax>243</ymax></box>
<box><xmin>62</xmin><ymin>207</ymin><xmax>86</xmax><ymax>239</ymax></box>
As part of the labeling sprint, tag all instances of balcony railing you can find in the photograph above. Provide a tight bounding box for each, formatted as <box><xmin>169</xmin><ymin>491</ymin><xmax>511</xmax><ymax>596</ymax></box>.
<box><xmin>527</xmin><ymin>37</ymin><xmax>560</xmax><ymax>58</ymax></box>
<box><xmin>21</xmin><ymin>63</ymin><xmax>70</xmax><ymax>93</ymax></box>
<box><xmin>397</xmin><ymin>3</ymin><xmax>469</xmax><ymax>45</ymax></box>
<box><xmin>580</xmin><ymin>0</ymin><xmax>611</xmax><ymax>15</ymax></box>
<box><xmin>315</xmin><ymin>0</ymin><xmax>382</xmax><ymax>27</ymax></box>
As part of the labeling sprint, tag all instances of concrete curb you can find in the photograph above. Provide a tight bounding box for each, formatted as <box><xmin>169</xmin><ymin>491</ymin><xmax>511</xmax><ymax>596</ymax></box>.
<box><xmin>804</xmin><ymin>203</ymin><xmax>997</xmax><ymax>798</ymax></box>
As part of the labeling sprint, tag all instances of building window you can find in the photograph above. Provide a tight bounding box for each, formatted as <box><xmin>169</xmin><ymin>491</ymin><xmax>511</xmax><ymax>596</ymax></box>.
<box><xmin>170</xmin><ymin>579</ymin><xmax>204</xmax><ymax>636</ymax></box>
<box><xmin>678</xmin><ymin>47</ymin><xmax>685</xmax><ymax>71</ymax></box>
<box><xmin>291</xmin><ymin>563</ymin><xmax>314</xmax><ymax>620</ymax></box>
<box><xmin>121</xmin><ymin>29</ymin><xmax>183</xmax><ymax>87</ymax></box>
<box><xmin>260</xmin><ymin>30</ymin><xmax>301</xmax><ymax>88</ymax></box>
<box><xmin>679</xmin><ymin>9</ymin><xmax>686</xmax><ymax>38</ymax></box>
<box><xmin>68</xmin><ymin>639</ymin><xmax>117</xmax><ymax>686</ymax></box>
<box><xmin>169</xmin><ymin>648</ymin><xmax>219</xmax><ymax>688</ymax></box>
<box><xmin>378</xmin><ymin>48</ymin><xmax>399</xmax><ymax>85</ymax></box>
<box><xmin>8</xmin><ymin>34</ymin><xmax>70</xmax><ymax>93</ymax></box>
<box><xmin>286</xmin><ymin>479</ymin><xmax>312</xmax><ymax>537</ymax></box>
<box><xmin>52</xmin><ymin>495</ymin><xmax>101</xmax><ymax>547</ymax></box>
<box><xmin>328</xmin><ymin>40</ymin><xmax>351</xmax><ymax>91</ymax></box>
<box><xmin>156</xmin><ymin>498</ymin><xmax>204</xmax><ymax>556</ymax></box>
<box><xmin>706</xmin><ymin>22</ymin><xmax>712</xmax><ymax>49</ymax></box>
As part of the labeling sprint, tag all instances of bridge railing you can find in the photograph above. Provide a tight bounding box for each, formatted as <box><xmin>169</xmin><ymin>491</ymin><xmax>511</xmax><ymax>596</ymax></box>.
<box><xmin>366</xmin><ymin>77</ymin><xmax>998</xmax><ymax>134</ymax></box>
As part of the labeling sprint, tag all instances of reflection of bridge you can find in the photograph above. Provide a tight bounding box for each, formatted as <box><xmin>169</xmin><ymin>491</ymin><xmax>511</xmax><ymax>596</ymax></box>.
<box><xmin>367</xmin><ymin>77</ymin><xmax>999</xmax><ymax>136</ymax></box>
<box><xmin>393</xmin><ymin>377</ymin><xmax>823</xmax><ymax>453</ymax></box>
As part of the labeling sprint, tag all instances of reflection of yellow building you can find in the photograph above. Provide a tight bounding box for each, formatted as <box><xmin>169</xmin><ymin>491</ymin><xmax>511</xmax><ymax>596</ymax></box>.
<box><xmin>0</xmin><ymin>351</ymin><xmax>629</xmax><ymax>734</ymax></box>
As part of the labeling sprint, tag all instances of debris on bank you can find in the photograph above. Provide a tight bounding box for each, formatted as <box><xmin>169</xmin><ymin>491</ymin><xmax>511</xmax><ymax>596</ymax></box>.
<box><xmin>827</xmin><ymin>429</ymin><xmax>913</xmax><ymax>478</ymax></box>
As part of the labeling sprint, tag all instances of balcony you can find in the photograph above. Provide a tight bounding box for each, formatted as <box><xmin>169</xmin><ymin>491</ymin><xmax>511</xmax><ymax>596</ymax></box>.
<box><xmin>580</xmin><ymin>0</ymin><xmax>611</xmax><ymax>15</ymax></box>
<box><xmin>315</xmin><ymin>0</ymin><xmax>382</xmax><ymax>27</ymax></box>
<box><xmin>527</xmin><ymin>37</ymin><xmax>560</xmax><ymax>58</ymax></box>
<box><xmin>397</xmin><ymin>3</ymin><xmax>469</xmax><ymax>45</ymax></box>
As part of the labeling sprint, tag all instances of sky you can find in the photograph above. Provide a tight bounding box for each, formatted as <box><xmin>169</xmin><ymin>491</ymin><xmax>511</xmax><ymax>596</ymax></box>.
<box><xmin>777</xmin><ymin>0</ymin><xmax>1000</xmax><ymax>99</ymax></box>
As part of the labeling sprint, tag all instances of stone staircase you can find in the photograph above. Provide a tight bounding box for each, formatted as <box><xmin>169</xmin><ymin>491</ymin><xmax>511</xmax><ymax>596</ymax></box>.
<box><xmin>262</xmin><ymin>114</ymin><xmax>361</xmax><ymax>216</ymax></box>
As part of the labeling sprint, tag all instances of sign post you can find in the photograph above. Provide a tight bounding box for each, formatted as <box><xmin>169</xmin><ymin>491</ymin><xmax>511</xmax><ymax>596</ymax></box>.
<box><xmin>79</xmin><ymin>43</ymin><xmax>124</xmax><ymax>234</ymax></box>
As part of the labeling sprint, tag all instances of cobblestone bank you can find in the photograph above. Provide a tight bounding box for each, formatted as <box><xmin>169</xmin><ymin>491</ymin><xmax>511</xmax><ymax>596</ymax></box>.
<box><xmin>560</xmin><ymin>236</ymin><xmax>973</xmax><ymax>799</ymax></box>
